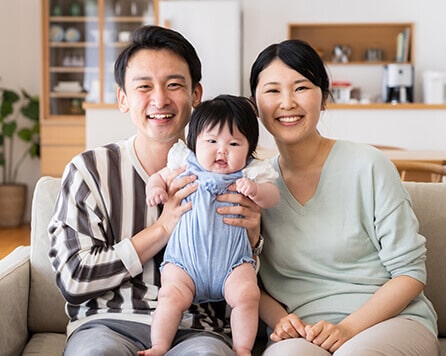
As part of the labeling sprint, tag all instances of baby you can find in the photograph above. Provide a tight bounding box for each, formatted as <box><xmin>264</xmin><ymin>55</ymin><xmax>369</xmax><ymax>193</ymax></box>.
<box><xmin>140</xmin><ymin>95</ymin><xmax>279</xmax><ymax>356</ymax></box>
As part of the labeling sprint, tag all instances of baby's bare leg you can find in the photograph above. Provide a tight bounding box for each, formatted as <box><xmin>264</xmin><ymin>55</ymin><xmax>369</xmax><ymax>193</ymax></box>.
<box><xmin>138</xmin><ymin>263</ymin><xmax>195</xmax><ymax>356</ymax></box>
<box><xmin>224</xmin><ymin>262</ymin><xmax>260</xmax><ymax>356</ymax></box>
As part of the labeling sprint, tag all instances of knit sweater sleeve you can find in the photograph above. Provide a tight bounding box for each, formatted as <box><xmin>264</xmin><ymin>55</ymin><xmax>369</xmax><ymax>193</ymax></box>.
<box><xmin>48</xmin><ymin>143</ymin><xmax>150</xmax><ymax>305</ymax></box>
<box><xmin>368</xmin><ymin>149</ymin><xmax>427</xmax><ymax>283</ymax></box>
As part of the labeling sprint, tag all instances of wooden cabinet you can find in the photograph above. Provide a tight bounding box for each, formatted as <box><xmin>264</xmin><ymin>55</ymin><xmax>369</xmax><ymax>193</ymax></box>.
<box><xmin>288</xmin><ymin>23</ymin><xmax>414</xmax><ymax>65</ymax></box>
<box><xmin>41</xmin><ymin>0</ymin><xmax>158</xmax><ymax>176</ymax></box>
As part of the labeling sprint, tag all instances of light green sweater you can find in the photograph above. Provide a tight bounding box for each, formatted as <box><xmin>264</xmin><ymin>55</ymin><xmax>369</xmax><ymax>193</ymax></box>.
<box><xmin>260</xmin><ymin>140</ymin><xmax>438</xmax><ymax>335</ymax></box>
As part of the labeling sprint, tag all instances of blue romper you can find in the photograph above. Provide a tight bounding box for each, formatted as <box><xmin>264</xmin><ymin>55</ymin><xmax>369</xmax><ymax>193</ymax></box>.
<box><xmin>161</xmin><ymin>140</ymin><xmax>277</xmax><ymax>304</ymax></box>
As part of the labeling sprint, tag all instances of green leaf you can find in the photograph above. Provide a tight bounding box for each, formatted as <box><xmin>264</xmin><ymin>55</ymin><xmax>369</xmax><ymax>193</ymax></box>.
<box><xmin>4</xmin><ymin>89</ymin><xmax>20</xmax><ymax>102</ymax></box>
<box><xmin>18</xmin><ymin>128</ymin><xmax>32</xmax><ymax>142</ymax></box>
<box><xmin>21</xmin><ymin>99</ymin><xmax>39</xmax><ymax>122</ymax></box>
<box><xmin>0</xmin><ymin>89</ymin><xmax>20</xmax><ymax>120</ymax></box>
<box><xmin>31</xmin><ymin>123</ymin><xmax>40</xmax><ymax>134</ymax></box>
<box><xmin>3</xmin><ymin>121</ymin><xmax>17</xmax><ymax>137</ymax></box>
<box><xmin>0</xmin><ymin>101</ymin><xmax>13</xmax><ymax>120</ymax></box>
<box><xmin>29</xmin><ymin>143</ymin><xmax>40</xmax><ymax>158</ymax></box>
<box><xmin>0</xmin><ymin>88</ymin><xmax>40</xmax><ymax>183</ymax></box>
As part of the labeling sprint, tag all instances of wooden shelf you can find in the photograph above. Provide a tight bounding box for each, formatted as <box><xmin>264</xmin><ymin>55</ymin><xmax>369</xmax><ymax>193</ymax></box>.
<box><xmin>328</xmin><ymin>103</ymin><xmax>446</xmax><ymax>110</ymax></box>
<box><xmin>49</xmin><ymin>42</ymin><xmax>99</xmax><ymax>48</ymax></box>
<box><xmin>50</xmin><ymin>66</ymin><xmax>98</xmax><ymax>73</ymax></box>
<box><xmin>288</xmin><ymin>23</ymin><xmax>414</xmax><ymax>64</ymax></box>
<box><xmin>105</xmin><ymin>16</ymin><xmax>153</xmax><ymax>22</ymax></box>
<box><xmin>83</xmin><ymin>102</ymin><xmax>118</xmax><ymax>109</ymax></box>
<box><xmin>50</xmin><ymin>16</ymin><xmax>98</xmax><ymax>22</ymax></box>
<box><xmin>49</xmin><ymin>92</ymin><xmax>88</xmax><ymax>98</ymax></box>
<box><xmin>327</xmin><ymin>61</ymin><xmax>408</xmax><ymax>66</ymax></box>
<box><xmin>41</xmin><ymin>0</ymin><xmax>159</xmax><ymax>176</ymax></box>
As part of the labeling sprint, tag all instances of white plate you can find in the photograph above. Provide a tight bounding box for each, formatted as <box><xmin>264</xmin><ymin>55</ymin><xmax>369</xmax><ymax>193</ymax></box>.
<box><xmin>54</xmin><ymin>86</ymin><xmax>83</xmax><ymax>93</ymax></box>
<box><xmin>54</xmin><ymin>81</ymin><xmax>83</xmax><ymax>92</ymax></box>
<box><xmin>50</xmin><ymin>25</ymin><xmax>64</xmax><ymax>42</ymax></box>
<box><xmin>65</xmin><ymin>27</ymin><xmax>81</xmax><ymax>42</ymax></box>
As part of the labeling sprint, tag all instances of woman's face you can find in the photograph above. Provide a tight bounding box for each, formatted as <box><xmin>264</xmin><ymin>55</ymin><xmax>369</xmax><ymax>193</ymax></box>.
<box><xmin>254</xmin><ymin>59</ymin><xmax>324</xmax><ymax>145</ymax></box>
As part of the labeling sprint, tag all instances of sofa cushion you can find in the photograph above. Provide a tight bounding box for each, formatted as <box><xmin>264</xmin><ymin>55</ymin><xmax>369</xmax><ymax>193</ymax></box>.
<box><xmin>20</xmin><ymin>178</ymin><xmax>444</xmax><ymax>352</ymax></box>
<box><xmin>0</xmin><ymin>246</ymin><xmax>30</xmax><ymax>355</ymax></box>
<box><xmin>403</xmin><ymin>182</ymin><xmax>446</xmax><ymax>338</ymax></box>
<box><xmin>22</xmin><ymin>332</ymin><xmax>66</xmax><ymax>356</ymax></box>
<box><xmin>28</xmin><ymin>176</ymin><xmax>68</xmax><ymax>333</ymax></box>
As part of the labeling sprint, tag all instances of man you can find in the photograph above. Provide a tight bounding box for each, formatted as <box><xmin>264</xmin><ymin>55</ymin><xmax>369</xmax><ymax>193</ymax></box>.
<box><xmin>48</xmin><ymin>25</ymin><xmax>261</xmax><ymax>355</ymax></box>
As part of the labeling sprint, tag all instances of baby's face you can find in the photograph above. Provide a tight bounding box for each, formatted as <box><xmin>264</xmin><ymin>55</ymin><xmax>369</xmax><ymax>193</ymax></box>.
<box><xmin>195</xmin><ymin>123</ymin><xmax>249</xmax><ymax>174</ymax></box>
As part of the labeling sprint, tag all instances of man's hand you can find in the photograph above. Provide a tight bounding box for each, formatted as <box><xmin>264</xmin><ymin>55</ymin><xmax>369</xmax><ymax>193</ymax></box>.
<box><xmin>157</xmin><ymin>167</ymin><xmax>197</xmax><ymax>236</ymax></box>
<box><xmin>216</xmin><ymin>185</ymin><xmax>261</xmax><ymax>247</ymax></box>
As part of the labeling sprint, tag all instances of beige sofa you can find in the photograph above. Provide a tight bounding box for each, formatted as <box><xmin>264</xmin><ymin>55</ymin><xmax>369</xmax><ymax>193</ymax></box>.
<box><xmin>0</xmin><ymin>176</ymin><xmax>445</xmax><ymax>356</ymax></box>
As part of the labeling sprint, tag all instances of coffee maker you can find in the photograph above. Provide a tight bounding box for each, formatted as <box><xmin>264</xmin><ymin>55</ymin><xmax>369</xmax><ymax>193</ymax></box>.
<box><xmin>382</xmin><ymin>63</ymin><xmax>414</xmax><ymax>103</ymax></box>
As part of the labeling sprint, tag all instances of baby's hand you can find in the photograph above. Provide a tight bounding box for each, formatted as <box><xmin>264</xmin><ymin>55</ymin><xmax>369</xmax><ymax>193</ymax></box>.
<box><xmin>236</xmin><ymin>178</ymin><xmax>257</xmax><ymax>199</ymax></box>
<box><xmin>146</xmin><ymin>187</ymin><xmax>168</xmax><ymax>206</ymax></box>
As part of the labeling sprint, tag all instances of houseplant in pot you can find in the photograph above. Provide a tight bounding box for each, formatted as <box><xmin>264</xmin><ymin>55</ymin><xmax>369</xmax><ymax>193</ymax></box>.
<box><xmin>0</xmin><ymin>87</ymin><xmax>40</xmax><ymax>227</ymax></box>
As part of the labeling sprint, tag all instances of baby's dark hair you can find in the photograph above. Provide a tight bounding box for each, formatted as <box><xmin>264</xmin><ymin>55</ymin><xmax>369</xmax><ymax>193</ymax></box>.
<box><xmin>187</xmin><ymin>95</ymin><xmax>259</xmax><ymax>159</ymax></box>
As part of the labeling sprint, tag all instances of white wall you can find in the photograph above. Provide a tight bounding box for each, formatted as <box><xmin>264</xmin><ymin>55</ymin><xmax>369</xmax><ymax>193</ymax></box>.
<box><xmin>159</xmin><ymin>0</ymin><xmax>242</xmax><ymax>100</ymax></box>
<box><xmin>86</xmin><ymin>110</ymin><xmax>136</xmax><ymax>149</ymax></box>
<box><xmin>2</xmin><ymin>0</ymin><xmax>446</xmax><ymax>219</ymax></box>
<box><xmin>240</xmin><ymin>0</ymin><xmax>446</xmax><ymax>101</ymax></box>
<box><xmin>240</xmin><ymin>0</ymin><xmax>446</xmax><ymax>151</ymax></box>
<box><xmin>0</xmin><ymin>0</ymin><xmax>41</xmax><ymax>222</ymax></box>
<box><xmin>319</xmin><ymin>109</ymin><xmax>446</xmax><ymax>150</ymax></box>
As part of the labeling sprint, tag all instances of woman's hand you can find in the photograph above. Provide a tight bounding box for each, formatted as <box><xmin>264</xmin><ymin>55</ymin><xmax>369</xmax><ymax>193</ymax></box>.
<box><xmin>304</xmin><ymin>321</ymin><xmax>352</xmax><ymax>353</ymax></box>
<box><xmin>270</xmin><ymin>314</ymin><xmax>307</xmax><ymax>342</ymax></box>
<box><xmin>271</xmin><ymin>317</ymin><xmax>351</xmax><ymax>351</ymax></box>
<box><xmin>216</xmin><ymin>184</ymin><xmax>261</xmax><ymax>247</ymax></box>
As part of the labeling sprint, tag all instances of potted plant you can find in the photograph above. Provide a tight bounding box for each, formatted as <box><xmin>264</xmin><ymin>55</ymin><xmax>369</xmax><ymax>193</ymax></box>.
<box><xmin>0</xmin><ymin>87</ymin><xmax>40</xmax><ymax>227</ymax></box>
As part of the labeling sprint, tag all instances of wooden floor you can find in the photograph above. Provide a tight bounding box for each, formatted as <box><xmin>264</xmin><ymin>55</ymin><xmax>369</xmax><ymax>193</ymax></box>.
<box><xmin>0</xmin><ymin>224</ymin><xmax>30</xmax><ymax>259</ymax></box>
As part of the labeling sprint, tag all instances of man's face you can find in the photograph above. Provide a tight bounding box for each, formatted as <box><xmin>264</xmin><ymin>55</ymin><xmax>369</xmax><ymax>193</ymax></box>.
<box><xmin>117</xmin><ymin>48</ymin><xmax>202</xmax><ymax>145</ymax></box>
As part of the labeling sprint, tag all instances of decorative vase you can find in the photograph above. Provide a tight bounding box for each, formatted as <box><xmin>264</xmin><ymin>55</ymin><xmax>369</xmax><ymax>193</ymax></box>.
<box><xmin>85</xmin><ymin>0</ymin><xmax>98</xmax><ymax>16</ymax></box>
<box><xmin>0</xmin><ymin>184</ymin><xmax>27</xmax><ymax>228</ymax></box>
<box><xmin>52</xmin><ymin>3</ymin><xmax>63</xmax><ymax>16</ymax></box>
<box><xmin>69</xmin><ymin>1</ymin><xmax>82</xmax><ymax>16</ymax></box>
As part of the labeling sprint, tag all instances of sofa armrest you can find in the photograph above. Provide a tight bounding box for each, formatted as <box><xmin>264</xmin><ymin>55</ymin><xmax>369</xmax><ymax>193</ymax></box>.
<box><xmin>0</xmin><ymin>246</ymin><xmax>31</xmax><ymax>355</ymax></box>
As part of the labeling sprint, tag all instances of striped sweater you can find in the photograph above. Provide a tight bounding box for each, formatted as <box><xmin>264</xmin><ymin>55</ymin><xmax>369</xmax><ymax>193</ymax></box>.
<box><xmin>48</xmin><ymin>136</ymin><xmax>230</xmax><ymax>337</ymax></box>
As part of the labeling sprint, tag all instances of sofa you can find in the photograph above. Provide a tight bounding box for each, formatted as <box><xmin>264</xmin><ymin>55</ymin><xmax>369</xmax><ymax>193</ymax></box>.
<box><xmin>0</xmin><ymin>176</ymin><xmax>445</xmax><ymax>356</ymax></box>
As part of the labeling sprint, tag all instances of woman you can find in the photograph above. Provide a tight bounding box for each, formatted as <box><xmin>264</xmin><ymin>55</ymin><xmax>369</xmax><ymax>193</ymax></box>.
<box><xmin>250</xmin><ymin>39</ymin><xmax>439</xmax><ymax>355</ymax></box>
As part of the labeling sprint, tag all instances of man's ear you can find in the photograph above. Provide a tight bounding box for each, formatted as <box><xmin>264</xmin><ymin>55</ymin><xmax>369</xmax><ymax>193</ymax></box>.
<box><xmin>117</xmin><ymin>87</ymin><xmax>129</xmax><ymax>113</ymax></box>
<box><xmin>192</xmin><ymin>83</ymin><xmax>203</xmax><ymax>108</ymax></box>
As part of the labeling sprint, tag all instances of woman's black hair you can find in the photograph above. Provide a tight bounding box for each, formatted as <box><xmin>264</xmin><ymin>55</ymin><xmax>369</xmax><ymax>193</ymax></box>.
<box><xmin>114</xmin><ymin>25</ymin><xmax>201</xmax><ymax>92</ymax></box>
<box><xmin>187</xmin><ymin>94</ymin><xmax>259</xmax><ymax>159</ymax></box>
<box><xmin>249</xmin><ymin>39</ymin><xmax>330</xmax><ymax>102</ymax></box>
